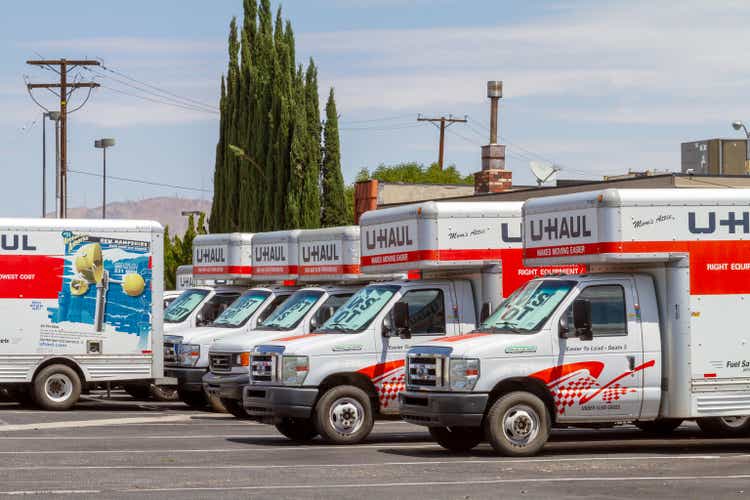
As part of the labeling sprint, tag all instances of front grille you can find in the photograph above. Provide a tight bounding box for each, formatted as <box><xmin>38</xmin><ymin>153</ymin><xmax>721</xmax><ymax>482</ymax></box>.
<box><xmin>209</xmin><ymin>353</ymin><xmax>233</xmax><ymax>373</ymax></box>
<box><xmin>250</xmin><ymin>354</ymin><xmax>275</xmax><ymax>382</ymax></box>
<box><xmin>164</xmin><ymin>342</ymin><xmax>177</xmax><ymax>366</ymax></box>
<box><xmin>407</xmin><ymin>352</ymin><xmax>446</xmax><ymax>390</ymax></box>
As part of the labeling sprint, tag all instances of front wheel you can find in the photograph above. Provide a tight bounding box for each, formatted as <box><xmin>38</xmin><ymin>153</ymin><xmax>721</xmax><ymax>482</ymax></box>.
<box><xmin>179</xmin><ymin>390</ymin><xmax>209</xmax><ymax>410</ymax></box>
<box><xmin>484</xmin><ymin>391</ymin><xmax>550</xmax><ymax>457</ymax></box>
<box><xmin>32</xmin><ymin>364</ymin><xmax>82</xmax><ymax>411</ymax></box>
<box><xmin>275</xmin><ymin>418</ymin><xmax>319</xmax><ymax>442</ymax></box>
<box><xmin>697</xmin><ymin>416</ymin><xmax>750</xmax><ymax>437</ymax></box>
<box><xmin>314</xmin><ymin>385</ymin><xmax>374</xmax><ymax>444</ymax></box>
<box><xmin>429</xmin><ymin>426</ymin><xmax>483</xmax><ymax>452</ymax></box>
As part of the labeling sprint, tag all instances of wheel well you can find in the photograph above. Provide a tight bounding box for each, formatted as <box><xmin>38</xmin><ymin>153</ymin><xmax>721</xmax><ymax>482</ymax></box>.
<box><xmin>318</xmin><ymin>373</ymin><xmax>379</xmax><ymax>407</ymax></box>
<box><xmin>32</xmin><ymin>358</ymin><xmax>86</xmax><ymax>386</ymax></box>
<box><xmin>487</xmin><ymin>377</ymin><xmax>557</xmax><ymax>423</ymax></box>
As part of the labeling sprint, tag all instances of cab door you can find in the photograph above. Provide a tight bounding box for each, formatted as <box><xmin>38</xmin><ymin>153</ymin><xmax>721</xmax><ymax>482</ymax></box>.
<box><xmin>375</xmin><ymin>285</ymin><xmax>457</xmax><ymax>413</ymax></box>
<box><xmin>551</xmin><ymin>279</ymin><xmax>646</xmax><ymax>422</ymax></box>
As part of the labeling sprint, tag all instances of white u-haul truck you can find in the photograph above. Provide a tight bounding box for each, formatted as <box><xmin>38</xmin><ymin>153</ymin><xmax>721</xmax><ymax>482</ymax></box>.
<box><xmin>400</xmin><ymin>189</ymin><xmax>750</xmax><ymax>456</ymax></box>
<box><xmin>163</xmin><ymin>232</ymin><xmax>297</xmax><ymax>410</ymax></box>
<box><xmin>0</xmin><ymin>219</ymin><xmax>165</xmax><ymax>410</ymax></box>
<box><xmin>163</xmin><ymin>265</ymin><xmax>194</xmax><ymax>308</ymax></box>
<box><xmin>203</xmin><ymin>228</ymin><xmax>371</xmax><ymax>415</ymax></box>
<box><xmin>243</xmin><ymin>202</ymin><xmax>583</xmax><ymax>443</ymax></box>
<box><xmin>163</xmin><ymin>234</ymin><xmax>252</xmax><ymax>334</ymax></box>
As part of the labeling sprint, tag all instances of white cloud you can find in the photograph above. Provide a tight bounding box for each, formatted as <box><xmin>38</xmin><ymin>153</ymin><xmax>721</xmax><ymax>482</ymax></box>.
<box><xmin>26</xmin><ymin>37</ymin><xmax>223</xmax><ymax>54</ymax></box>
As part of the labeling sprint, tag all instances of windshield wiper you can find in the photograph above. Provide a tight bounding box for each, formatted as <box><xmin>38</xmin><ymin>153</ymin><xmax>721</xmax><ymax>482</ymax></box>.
<box><xmin>320</xmin><ymin>323</ymin><xmax>358</xmax><ymax>333</ymax></box>
<box><xmin>481</xmin><ymin>322</ymin><xmax>525</xmax><ymax>334</ymax></box>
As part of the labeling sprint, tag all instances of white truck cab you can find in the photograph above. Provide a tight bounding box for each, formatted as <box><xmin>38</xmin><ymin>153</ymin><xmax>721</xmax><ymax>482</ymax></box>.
<box><xmin>203</xmin><ymin>228</ymin><xmax>376</xmax><ymax>413</ymax></box>
<box><xmin>243</xmin><ymin>202</ymin><xmax>582</xmax><ymax>444</ymax></box>
<box><xmin>400</xmin><ymin>189</ymin><xmax>750</xmax><ymax>456</ymax></box>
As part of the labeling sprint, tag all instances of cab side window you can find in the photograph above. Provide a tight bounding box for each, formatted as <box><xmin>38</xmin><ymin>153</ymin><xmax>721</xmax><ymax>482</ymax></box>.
<box><xmin>311</xmin><ymin>293</ymin><xmax>353</xmax><ymax>331</ymax></box>
<box><xmin>257</xmin><ymin>295</ymin><xmax>289</xmax><ymax>325</ymax></box>
<box><xmin>564</xmin><ymin>285</ymin><xmax>627</xmax><ymax>337</ymax></box>
<box><xmin>398</xmin><ymin>289</ymin><xmax>446</xmax><ymax>335</ymax></box>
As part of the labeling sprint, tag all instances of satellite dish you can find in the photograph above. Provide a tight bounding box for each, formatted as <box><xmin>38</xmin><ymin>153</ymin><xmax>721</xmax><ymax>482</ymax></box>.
<box><xmin>529</xmin><ymin>161</ymin><xmax>560</xmax><ymax>186</ymax></box>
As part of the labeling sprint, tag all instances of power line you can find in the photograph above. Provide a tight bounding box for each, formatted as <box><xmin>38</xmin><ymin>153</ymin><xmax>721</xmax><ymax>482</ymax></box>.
<box><xmin>340</xmin><ymin>123</ymin><xmax>421</xmax><ymax>131</ymax></box>
<box><xmin>99</xmin><ymin>83</ymin><xmax>219</xmax><ymax>115</ymax></box>
<box><xmin>68</xmin><ymin>168</ymin><xmax>213</xmax><ymax>193</ymax></box>
<box><xmin>418</xmin><ymin>114</ymin><xmax>468</xmax><ymax>170</ymax></box>
<box><xmin>339</xmin><ymin>113</ymin><xmax>414</xmax><ymax>125</ymax></box>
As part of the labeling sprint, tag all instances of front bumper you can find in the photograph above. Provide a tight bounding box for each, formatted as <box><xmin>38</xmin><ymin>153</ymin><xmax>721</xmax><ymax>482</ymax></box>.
<box><xmin>164</xmin><ymin>367</ymin><xmax>207</xmax><ymax>393</ymax></box>
<box><xmin>202</xmin><ymin>371</ymin><xmax>249</xmax><ymax>401</ymax></box>
<box><xmin>243</xmin><ymin>385</ymin><xmax>319</xmax><ymax>423</ymax></box>
<box><xmin>399</xmin><ymin>390</ymin><xmax>488</xmax><ymax>427</ymax></box>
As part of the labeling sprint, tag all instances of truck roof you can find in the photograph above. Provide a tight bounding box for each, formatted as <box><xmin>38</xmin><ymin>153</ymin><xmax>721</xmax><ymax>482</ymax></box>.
<box><xmin>0</xmin><ymin>218</ymin><xmax>162</xmax><ymax>232</ymax></box>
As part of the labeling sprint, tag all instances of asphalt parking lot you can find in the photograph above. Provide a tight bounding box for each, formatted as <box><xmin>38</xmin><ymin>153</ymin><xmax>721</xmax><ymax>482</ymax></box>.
<box><xmin>1</xmin><ymin>392</ymin><xmax>749</xmax><ymax>499</ymax></box>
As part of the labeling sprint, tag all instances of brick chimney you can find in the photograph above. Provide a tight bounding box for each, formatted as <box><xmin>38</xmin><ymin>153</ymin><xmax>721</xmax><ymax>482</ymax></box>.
<box><xmin>474</xmin><ymin>81</ymin><xmax>512</xmax><ymax>194</ymax></box>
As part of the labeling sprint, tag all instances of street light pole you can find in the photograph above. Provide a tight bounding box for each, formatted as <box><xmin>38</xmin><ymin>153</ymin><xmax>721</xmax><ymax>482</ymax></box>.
<box><xmin>42</xmin><ymin>112</ymin><xmax>46</xmax><ymax>218</ymax></box>
<box><xmin>94</xmin><ymin>138</ymin><xmax>115</xmax><ymax>219</ymax></box>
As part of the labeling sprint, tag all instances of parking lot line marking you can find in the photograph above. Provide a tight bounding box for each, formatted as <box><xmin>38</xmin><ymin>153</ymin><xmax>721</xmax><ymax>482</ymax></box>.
<box><xmin>0</xmin><ymin>415</ymin><xmax>192</xmax><ymax>431</ymax></box>
<box><xmin>0</xmin><ymin>454</ymin><xmax>733</xmax><ymax>471</ymax></box>
<box><xmin>0</xmin><ymin>432</ymin><xmax>425</xmax><ymax>440</ymax></box>
<box><xmin>3</xmin><ymin>474</ymin><xmax>750</xmax><ymax>495</ymax></box>
<box><xmin>2</xmin><ymin>489</ymin><xmax>100</xmax><ymax>496</ymax></box>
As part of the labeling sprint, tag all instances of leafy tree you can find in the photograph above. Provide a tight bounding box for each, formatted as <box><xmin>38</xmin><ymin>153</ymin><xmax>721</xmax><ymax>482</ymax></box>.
<box><xmin>321</xmin><ymin>88</ymin><xmax>348</xmax><ymax>227</ymax></box>
<box><xmin>357</xmin><ymin>162</ymin><xmax>473</xmax><ymax>185</ymax></box>
<box><xmin>163</xmin><ymin>214</ymin><xmax>208</xmax><ymax>290</ymax></box>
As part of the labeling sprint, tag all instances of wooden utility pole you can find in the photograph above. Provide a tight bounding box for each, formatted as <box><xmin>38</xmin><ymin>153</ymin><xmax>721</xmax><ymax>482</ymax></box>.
<box><xmin>417</xmin><ymin>114</ymin><xmax>467</xmax><ymax>170</ymax></box>
<box><xmin>26</xmin><ymin>59</ymin><xmax>100</xmax><ymax>218</ymax></box>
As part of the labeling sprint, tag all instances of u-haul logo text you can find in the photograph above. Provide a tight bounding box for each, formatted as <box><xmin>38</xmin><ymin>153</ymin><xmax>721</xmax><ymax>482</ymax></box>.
<box><xmin>302</xmin><ymin>243</ymin><xmax>340</xmax><ymax>263</ymax></box>
<box><xmin>365</xmin><ymin>226</ymin><xmax>413</xmax><ymax>250</ymax></box>
<box><xmin>689</xmin><ymin>212</ymin><xmax>750</xmax><ymax>234</ymax></box>
<box><xmin>0</xmin><ymin>234</ymin><xmax>36</xmax><ymax>251</ymax></box>
<box><xmin>530</xmin><ymin>216</ymin><xmax>592</xmax><ymax>242</ymax></box>
<box><xmin>255</xmin><ymin>245</ymin><xmax>286</xmax><ymax>263</ymax></box>
<box><xmin>194</xmin><ymin>246</ymin><xmax>225</xmax><ymax>264</ymax></box>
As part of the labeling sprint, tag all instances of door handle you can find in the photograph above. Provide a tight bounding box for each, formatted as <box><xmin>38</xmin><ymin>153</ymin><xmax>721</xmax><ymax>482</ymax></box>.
<box><xmin>627</xmin><ymin>355</ymin><xmax>635</xmax><ymax>371</ymax></box>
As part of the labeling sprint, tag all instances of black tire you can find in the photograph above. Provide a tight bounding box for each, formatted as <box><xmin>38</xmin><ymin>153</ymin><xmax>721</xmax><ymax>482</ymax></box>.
<box><xmin>179</xmin><ymin>390</ymin><xmax>209</xmax><ymax>410</ymax></box>
<box><xmin>634</xmin><ymin>419</ymin><xmax>683</xmax><ymax>434</ymax></box>
<box><xmin>484</xmin><ymin>391</ymin><xmax>550</xmax><ymax>457</ymax></box>
<box><xmin>275</xmin><ymin>418</ymin><xmax>319</xmax><ymax>442</ymax></box>
<box><xmin>697</xmin><ymin>416</ymin><xmax>750</xmax><ymax>437</ymax></box>
<box><xmin>150</xmin><ymin>384</ymin><xmax>179</xmax><ymax>402</ymax></box>
<box><xmin>32</xmin><ymin>364</ymin><xmax>82</xmax><ymax>411</ymax></box>
<box><xmin>429</xmin><ymin>426</ymin><xmax>483</xmax><ymax>452</ymax></box>
<box><xmin>123</xmin><ymin>384</ymin><xmax>151</xmax><ymax>400</ymax></box>
<box><xmin>314</xmin><ymin>385</ymin><xmax>374</xmax><ymax>444</ymax></box>
<box><xmin>5</xmin><ymin>386</ymin><xmax>35</xmax><ymax>407</ymax></box>
<box><xmin>220</xmin><ymin>398</ymin><xmax>253</xmax><ymax>419</ymax></box>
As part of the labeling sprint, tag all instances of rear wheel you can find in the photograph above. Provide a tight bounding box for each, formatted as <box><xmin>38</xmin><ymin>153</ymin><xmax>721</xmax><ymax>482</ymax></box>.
<box><xmin>275</xmin><ymin>418</ymin><xmax>319</xmax><ymax>442</ymax></box>
<box><xmin>429</xmin><ymin>426</ymin><xmax>483</xmax><ymax>452</ymax></box>
<box><xmin>149</xmin><ymin>384</ymin><xmax>179</xmax><ymax>402</ymax></box>
<box><xmin>32</xmin><ymin>364</ymin><xmax>82</xmax><ymax>411</ymax></box>
<box><xmin>634</xmin><ymin>419</ymin><xmax>683</xmax><ymax>434</ymax></box>
<box><xmin>484</xmin><ymin>391</ymin><xmax>550</xmax><ymax>457</ymax></box>
<box><xmin>4</xmin><ymin>386</ymin><xmax>35</xmax><ymax>407</ymax></box>
<box><xmin>179</xmin><ymin>390</ymin><xmax>209</xmax><ymax>410</ymax></box>
<box><xmin>314</xmin><ymin>385</ymin><xmax>374</xmax><ymax>444</ymax></box>
<box><xmin>697</xmin><ymin>416</ymin><xmax>750</xmax><ymax>437</ymax></box>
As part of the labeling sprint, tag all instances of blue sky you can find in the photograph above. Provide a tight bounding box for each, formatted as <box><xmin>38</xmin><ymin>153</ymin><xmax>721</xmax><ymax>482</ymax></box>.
<box><xmin>2</xmin><ymin>0</ymin><xmax>749</xmax><ymax>217</ymax></box>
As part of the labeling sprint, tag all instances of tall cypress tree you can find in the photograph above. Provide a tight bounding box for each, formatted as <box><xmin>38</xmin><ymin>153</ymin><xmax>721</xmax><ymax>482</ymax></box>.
<box><xmin>321</xmin><ymin>88</ymin><xmax>347</xmax><ymax>227</ymax></box>
<box><xmin>300</xmin><ymin>60</ymin><xmax>321</xmax><ymax>229</ymax></box>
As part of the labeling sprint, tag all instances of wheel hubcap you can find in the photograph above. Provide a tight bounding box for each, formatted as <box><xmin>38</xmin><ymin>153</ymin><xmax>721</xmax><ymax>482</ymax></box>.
<box><xmin>329</xmin><ymin>397</ymin><xmax>364</xmax><ymax>435</ymax></box>
<box><xmin>45</xmin><ymin>374</ymin><xmax>73</xmax><ymax>403</ymax></box>
<box><xmin>502</xmin><ymin>404</ymin><xmax>540</xmax><ymax>446</ymax></box>
<box><xmin>721</xmin><ymin>416</ymin><xmax>749</xmax><ymax>428</ymax></box>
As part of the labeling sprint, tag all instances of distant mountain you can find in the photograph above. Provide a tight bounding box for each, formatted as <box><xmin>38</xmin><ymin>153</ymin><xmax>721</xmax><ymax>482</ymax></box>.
<box><xmin>51</xmin><ymin>197</ymin><xmax>212</xmax><ymax>235</ymax></box>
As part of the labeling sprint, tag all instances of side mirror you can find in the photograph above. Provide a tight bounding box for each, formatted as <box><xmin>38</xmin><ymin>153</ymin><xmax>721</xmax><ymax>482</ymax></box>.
<box><xmin>393</xmin><ymin>302</ymin><xmax>411</xmax><ymax>339</ymax></box>
<box><xmin>321</xmin><ymin>306</ymin><xmax>335</xmax><ymax>324</ymax></box>
<box><xmin>479</xmin><ymin>302</ymin><xmax>491</xmax><ymax>323</ymax></box>
<box><xmin>572</xmin><ymin>298</ymin><xmax>593</xmax><ymax>341</ymax></box>
<box><xmin>196</xmin><ymin>312</ymin><xmax>207</xmax><ymax>326</ymax></box>
<box><xmin>381</xmin><ymin>314</ymin><xmax>395</xmax><ymax>337</ymax></box>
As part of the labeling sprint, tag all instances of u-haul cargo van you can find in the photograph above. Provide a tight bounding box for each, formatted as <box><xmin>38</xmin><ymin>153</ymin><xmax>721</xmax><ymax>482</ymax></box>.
<box><xmin>203</xmin><ymin>228</ymin><xmax>377</xmax><ymax>413</ymax></box>
<box><xmin>0</xmin><ymin>218</ymin><xmax>164</xmax><ymax>410</ymax></box>
<box><xmin>164</xmin><ymin>234</ymin><xmax>253</xmax><ymax>334</ymax></box>
<box><xmin>400</xmin><ymin>189</ymin><xmax>750</xmax><ymax>456</ymax></box>
<box><xmin>243</xmin><ymin>202</ymin><xmax>582</xmax><ymax>444</ymax></box>
<box><xmin>163</xmin><ymin>232</ymin><xmax>299</xmax><ymax>410</ymax></box>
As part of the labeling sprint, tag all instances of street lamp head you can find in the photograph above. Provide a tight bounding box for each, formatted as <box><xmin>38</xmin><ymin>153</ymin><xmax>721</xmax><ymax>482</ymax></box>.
<box><xmin>732</xmin><ymin>121</ymin><xmax>744</xmax><ymax>131</ymax></box>
<box><xmin>94</xmin><ymin>138</ymin><xmax>115</xmax><ymax>149</ymax></box>
<box><xmin>46</xmin><ymin>111</ymin><xmax>60</xmax><ymax>121</ymax></box>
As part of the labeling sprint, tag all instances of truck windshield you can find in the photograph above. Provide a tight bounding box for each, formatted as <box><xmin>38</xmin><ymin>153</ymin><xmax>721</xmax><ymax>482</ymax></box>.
<box><xmin>256</xmin><ymin>290</ymin><xmax>324</xmax><ymax>331</ymax></box>
<box><xmin>479</xmin><ymin>279</ymin><xmax>576</xmax><ymax>334</ymax></box>
<box><xmin>212</xmin><ymin>290</ymin><xmax>271</xmax><ymax>328</ymax></box>
<box><xmin>318</xmin><ymin>285</ymin><xmax>399</xmax><ymax>333</ymax></box>
<box><xmin>164</xmin><ymin>289</ymin><xmax>210</xmax><ymax>323</ymax></box>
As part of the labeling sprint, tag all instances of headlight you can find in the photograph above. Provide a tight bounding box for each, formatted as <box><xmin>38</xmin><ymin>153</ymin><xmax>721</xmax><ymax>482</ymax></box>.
<box><xmin>449</xmin><ymin>358</ymin><xmax>480</xmax><ymax>391</ymax></box>
<box><xmin>281</xmin><ymin>356</ymin><xmax>309</xmax><ymax>386</ymax></box>
<box><xmin>178</xmin><ymin>344</ymin><xmax>201</xmax><ymax>367</ymax></box>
